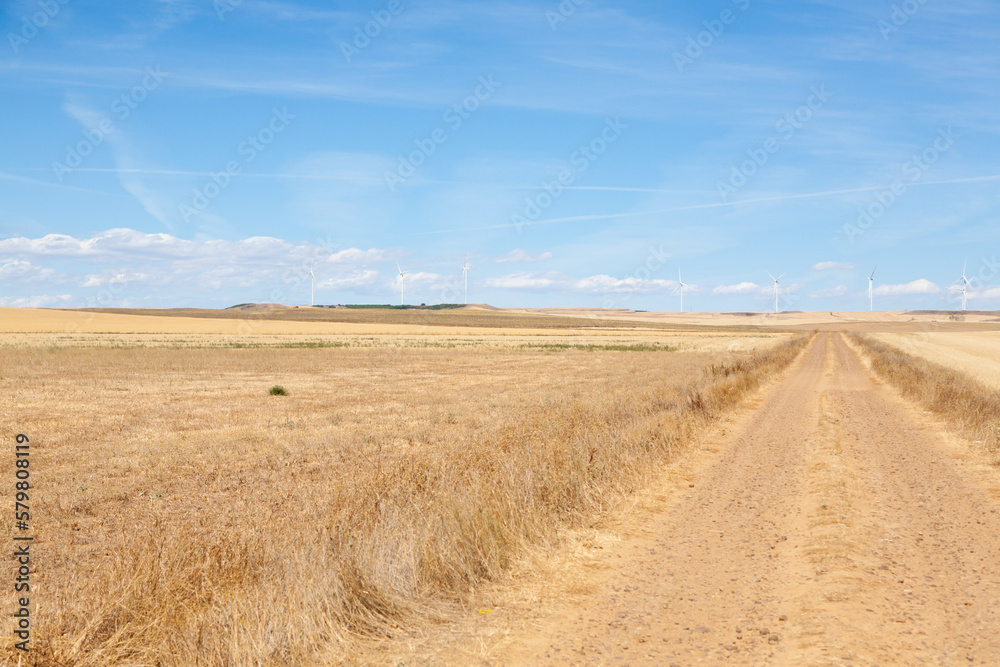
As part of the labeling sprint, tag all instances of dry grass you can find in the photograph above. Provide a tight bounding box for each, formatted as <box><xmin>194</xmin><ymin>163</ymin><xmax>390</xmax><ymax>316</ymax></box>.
<box><xmin>1</xmin><ymin>335</ymin><xmax>808</xmax><ymax>666</ymax></box>
<box><xmin>850</xmin><ymin>333</ymin><xmax>1000</xmax><ymax>452</ymax></box>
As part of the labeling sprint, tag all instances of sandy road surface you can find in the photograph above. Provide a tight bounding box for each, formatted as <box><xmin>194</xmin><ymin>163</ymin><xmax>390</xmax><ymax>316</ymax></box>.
<box><xmin>502</xmin><ymin>333</ymin><xmax>1000</xmax><ymax>665</ymax></box>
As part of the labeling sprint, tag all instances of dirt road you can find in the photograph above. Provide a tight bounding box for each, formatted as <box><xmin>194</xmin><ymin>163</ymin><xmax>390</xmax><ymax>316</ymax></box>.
<box><xmin>502</xmin><ymin>333</ymin><xmax>1000</xmax><ymax>665</ymax></box>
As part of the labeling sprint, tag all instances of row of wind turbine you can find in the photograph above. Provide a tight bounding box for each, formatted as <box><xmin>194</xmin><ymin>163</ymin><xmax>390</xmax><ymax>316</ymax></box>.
<box><xmin>311</xmin><ymin>261</ymin><xmax>971</xmax><ymax>313</ymax></box>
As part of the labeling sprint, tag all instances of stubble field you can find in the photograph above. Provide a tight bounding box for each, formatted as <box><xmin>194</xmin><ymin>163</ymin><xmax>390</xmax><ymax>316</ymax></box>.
<box><xmin>870</xmin><ymin>331</ymin><xmax>1000</xmax><ymax>389</ymax></box>
<box><xmin>0</xmin><ymin>308</ymin><xmax>803</xmax><ymax>666</ymax></box>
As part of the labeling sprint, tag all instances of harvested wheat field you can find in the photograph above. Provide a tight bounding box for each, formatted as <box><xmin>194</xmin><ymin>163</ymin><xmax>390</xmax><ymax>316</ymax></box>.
<box><xmin>0</xmin><ymin>311</ymin><xmax>801</xmax><ymax>666</ymax></box>
<box><xmin>870</xmin><ymin>331</ymin><xmax>1000</xmax><ymax>390</ymax></box>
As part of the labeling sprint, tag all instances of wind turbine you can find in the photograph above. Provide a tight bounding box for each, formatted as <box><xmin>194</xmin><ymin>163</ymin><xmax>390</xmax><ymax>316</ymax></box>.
<box><xmin>767</xmin><ymin>271</ymin><xmax>785</xmax><ymax>314</ymax></box>
<box><xmin>953</xmin><ymin>260</ymin><xmax>970</xmax><ymax>311</ymax></box>
<box><xmin>670</xmin><ymin>269</ymin><xmax>688</xmax><ymax>312</ymax></box>
<box><xmin>396</xmin><ymin>261</ymin><xmax>407</xmax><ymax>306</ymax></box>
<box><xmin>868</xmin><ymin>266</ymin><xmax>877</xmax><ymax>312</ymax></box>
<box><xmin>309</xmin><ymin>265</ymin><xmax>316</xmax><ymax>307</ymax></box>
<box><xmin>462</xmin><ymin>256</ymin><xmax>471</xmax><ymax>305</ymax></box>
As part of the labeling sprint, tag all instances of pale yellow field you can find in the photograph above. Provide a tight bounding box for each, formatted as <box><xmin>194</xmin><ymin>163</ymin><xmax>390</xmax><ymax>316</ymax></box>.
<box><xmin>871</xmin><ymin>331</ymin><xmax>1000</xmax><ymax>389</ymax></box>
<box><xmin>514</xmin><ymin>307</ymin><xmax>1000</xmax><ymax>327</ymax></box>
<box><xmin>0</xmin><ymin>309</ymin><xmax>807</xmax><ymax>666</ymax></box>
<box><xmin>0</xmin><ymin>308</ymin><xmax>789</xmax><ymax>353</ymax></box>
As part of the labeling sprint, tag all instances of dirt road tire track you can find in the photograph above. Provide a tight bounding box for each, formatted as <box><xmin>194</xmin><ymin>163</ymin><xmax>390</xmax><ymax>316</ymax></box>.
<box><xmin>502</xmin><ymin>332</ymin><xmax>1000</xmax><ymax>665</ymax></box>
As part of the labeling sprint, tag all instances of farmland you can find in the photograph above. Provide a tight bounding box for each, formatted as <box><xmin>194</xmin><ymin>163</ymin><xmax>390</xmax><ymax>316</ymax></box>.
<box><xmin>869</xmin><ymin>331</ymin><xmax>1000</xmax><ymax>389</ymax></box>
<box><xmin>0</xmin><ymin>308</ymin><xmax>800</xmax><ymax>665</ymax></box>
<box><xmin>8</xmin><ymin>307</ymin><xmax>1000</xmax><ymax>665</ymax></box>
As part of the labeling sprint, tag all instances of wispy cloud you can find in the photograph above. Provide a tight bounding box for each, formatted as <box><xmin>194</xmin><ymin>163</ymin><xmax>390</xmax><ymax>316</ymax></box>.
<box><xmin>495</xmin><ymin>249</ymin><xmax>553</xmax><ymax>263</ymax></box>
<box><xmin>808</xmin><ymin>285</ymin><xmax>849</xmax><ymax>298</ymax></box>
<box><xmin>483</xmin><ymin>271</ymin><xmax>675</xmax><ymax>294</ymax></box>
<box><xmin>713</xmin><ymin>282</ymin><xmax>760</xmax><ymax>295</ymax></box>
<box><xmin>62</xmin><ymin>100</ymin><xmax>176</xmax><ymax>228</ymax></box>
<box><xmin>421</xmin><ymin>175</ymin><xmax>1000</xmax><ymax>235</ymax></box>
<box><xmin>812</xmin><ymin>261</ymin><xmax>855</xmax><ymax>271</ymax></box>
<box><xmin>483</xmin><ymin>272</ymin><xmax>564</xmax><ymax>291</ymax></box>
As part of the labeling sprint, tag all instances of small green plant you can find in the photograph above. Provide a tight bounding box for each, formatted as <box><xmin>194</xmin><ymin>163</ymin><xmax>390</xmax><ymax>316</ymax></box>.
<box><xmin>269</xmin><ymin>385</ymin><xmax>288</xmax><ymax>396</ymax></box>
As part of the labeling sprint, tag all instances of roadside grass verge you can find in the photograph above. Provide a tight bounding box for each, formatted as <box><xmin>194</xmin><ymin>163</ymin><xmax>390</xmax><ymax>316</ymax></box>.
<box><xmin>849</xmin><ymin>333</ymin><xmax>1000</xmax><ymax>452</ymax></box>
<box><xmin>11</xmin><ymin>335</ymin><xmax>810</xmax><ymax>666</ymax></box>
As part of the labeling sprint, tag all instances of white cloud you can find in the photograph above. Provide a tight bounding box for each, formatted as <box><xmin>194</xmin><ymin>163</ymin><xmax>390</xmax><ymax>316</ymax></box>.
<box><xmin>327</xmin><ymin>248</ymin><xmax>388</xmax><ymax>264</ymax></box>
<box><xmin>573</xmin><ymin>275</ymin><xmax>676</xmax><ymax>294</ymax></box>
<box><xmin>78</xmin><ymin>270</ymin><xmax>149</xmax><ymax>288</ymax></box>
<box><xmin>495</xmin><ymin>249</ymin><xmax>554</xmax><ymax>263</ymax></box>
<box><xmin>0</xmin><ymin>228</ymin><xmax>403</xmax><ymax>304</ymax></box>
<box><xmin>873</xmin><ymin>279</ymin><xmax>940</xmax><ymax>296</ymax></box>
<box><xmin>0</xmin><ymin>228</ymin><xmax>378</xmax><ymax>267</ymax></box>
<box><xmin>713</xmin><ymin>282</ymin><xmax>760</xmax><ymax>295</ymax></box>
<box><xmin>484</xmin><ymin>272</ymin><xmax>565</xmax><ymax>290</ymax></box>
<box><xmin>317</xmin><ymin>270</ymin><xmax>382</xmax><ymax>289</ymax></box>
<box><xmin>0</xmin><ymin>295</ymin><xmax>72</xmax><ymax>307</ymax></box>
<box><xmin>969</xmin><ymin>287</ymin><xmax>1000</xmax><ymax>301</ymax></box>
<box><xmin>812</xmin><ymin>262</ymin><xmax>855</xmax><ymax>271</ymax></box>
<box><xmin>396</xmin><ymin>271</ymin><xmax>444</xmax><ymax>285</ymax></box>
<box><xmin>484</xmin><ymin>271</ymin><xmax>676</xmax><ymax>294</ymax></box>
<box><xmin>0</xmin><ymin>260</ymin><xmax>49</xmax><ymax>280</ymax></box>
<box><xmin>808</xmin><ymin>285</ymin><xmax>849</xmax><ymax>298</ymax></box>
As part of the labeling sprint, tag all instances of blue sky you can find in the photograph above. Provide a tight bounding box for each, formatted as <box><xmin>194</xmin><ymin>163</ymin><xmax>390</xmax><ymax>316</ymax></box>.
<box><xmin>2</xmin><ymin>0</ymin><xmax>999</xmax><ymax>311</ymax></box>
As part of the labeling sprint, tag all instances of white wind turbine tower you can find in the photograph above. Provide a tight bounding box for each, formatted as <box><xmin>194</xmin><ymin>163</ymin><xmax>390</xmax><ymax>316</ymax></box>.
<box><xmin>954</xmin><ymin>260</ymin><xmax>970</xmax><ymax>311</ymax></box>
<box><xmin>396</xmin><ymin>261</ymin><xmax>407</xmax><ymax>306</ymax></box>
<box><xmin>670</xmin><ymin>269</ymin><xmax>688</xmax><ymax>312</ymax></box>
<box><xmin>462</xmin><ymin>256</ymin><xmax>471</xmax><ymax>305</ymax></box>
<box><xmin>868</xmin><ymin>266</ymin><xmax>877</xmax><ymax>312</ymax></box>
<box><xmin>767</xmin><ymin>271</ymin><xmax>785</xmax><ymax>314</ymax></box>
<box><xmin>309</xmin><ymin>265</ymin><xmax>316</xmax><ymax>307</ymax></box>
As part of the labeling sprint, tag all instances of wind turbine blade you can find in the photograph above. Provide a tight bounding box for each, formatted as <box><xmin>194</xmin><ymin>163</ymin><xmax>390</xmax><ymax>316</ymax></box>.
<box><xmin>766</xmin><ymin>271</ymin><xmax>776</xmax><ymax>282</ymax></box>
<box><xmin>777</xmin><ymin>273</ymin><xmax>786</xmax><ymax>281</ymax></box>
<box><xmin>870</xmin><ymin>266</ymin><xmax>877</xmax><ymax>279</ymax></box>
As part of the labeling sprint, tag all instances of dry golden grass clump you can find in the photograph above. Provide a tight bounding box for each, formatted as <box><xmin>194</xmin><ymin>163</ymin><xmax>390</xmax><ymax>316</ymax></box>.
<box><xmin>1</xmin><ymin>336</ymin><xmax>807</xmax><ymax>665</ymax></box>
<box><xmin>851</xmin><ymin>333</ymin><xmax>1000</xmax><ymax>452</ymax></box>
